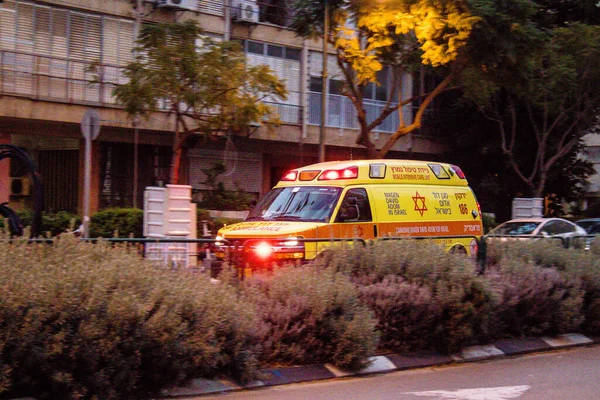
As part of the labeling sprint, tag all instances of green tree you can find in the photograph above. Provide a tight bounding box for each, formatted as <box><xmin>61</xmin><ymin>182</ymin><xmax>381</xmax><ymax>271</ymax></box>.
<box><xmin>463</xmin><ymin>21</ymin><xmax>600</xmax><ymax>198</ymax></box>
<box><xmin>288</xmin><ymin>0</ymin><xmax>480</xmax><ymax>157</ymax></box>
<box><xmin>416</xmin><ymin>0</ymin><xmax>598</xmax><ymax>217</ymax></box>
<box><xmin>113</xmin><ymin>21</ymin><xmax>287</xmax><ymax>183</ymax></box>
<box><xmin>436</xmin><ymin>97</ymin><xmax>593</xmax><ymax>221</ymax></box>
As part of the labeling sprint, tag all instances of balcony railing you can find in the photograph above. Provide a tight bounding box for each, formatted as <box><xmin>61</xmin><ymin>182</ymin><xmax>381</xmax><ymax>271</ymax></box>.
<box><xmin>308</xmin><ymin>91</ymin><xmax>412</xmax><ymax>133</ymax></box>
<box><xmin>0</xmin><ymin>49</ymin><xmax>302</xmax><ymax>125</ymax></box>
<box><xmin>0</xmin><ymin>50</ymin><xmax>121</xmax><ymax>106</ymax></box>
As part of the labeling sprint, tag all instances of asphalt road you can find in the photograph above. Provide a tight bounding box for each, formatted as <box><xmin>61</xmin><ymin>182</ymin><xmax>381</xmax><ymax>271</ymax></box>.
<box><xmin>194</xmin><ymin>345</ymin><xmax>600</xmax><ymax>400</ymax></box>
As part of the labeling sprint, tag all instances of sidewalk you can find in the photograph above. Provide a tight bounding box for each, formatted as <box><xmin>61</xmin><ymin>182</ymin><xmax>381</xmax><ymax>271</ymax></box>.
<box><xmin>163</xmin><ymin>333</ymin><xmax>600</xmax><ymax>398</ymax></box>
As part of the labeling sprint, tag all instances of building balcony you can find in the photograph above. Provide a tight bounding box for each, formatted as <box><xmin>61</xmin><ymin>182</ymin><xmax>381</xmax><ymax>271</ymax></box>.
<box><xmin>0</xmin><ymin>49</ymin><xmax>302</xmax><ymax>126</ymax></box>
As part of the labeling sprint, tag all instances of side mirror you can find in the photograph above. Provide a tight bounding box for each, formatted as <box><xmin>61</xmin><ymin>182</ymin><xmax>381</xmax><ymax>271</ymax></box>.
<box><xmin>540</xmin><ymin>231</ymin><xmax>549</xmax><ymax>237</ymax></box>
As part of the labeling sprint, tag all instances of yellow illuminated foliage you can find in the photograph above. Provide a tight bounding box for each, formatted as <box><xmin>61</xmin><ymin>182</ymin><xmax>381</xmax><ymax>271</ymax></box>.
<box><xmin>335</xmin><ymin>0</ymin><xmax>479</xmax><ymax>84</ymax></box>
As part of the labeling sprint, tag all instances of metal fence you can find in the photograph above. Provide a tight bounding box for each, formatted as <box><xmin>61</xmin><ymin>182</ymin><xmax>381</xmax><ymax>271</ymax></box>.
<box><xmin>18</xmin><ymin>234</ymin><xmax>599</xmax><ymax>279</ymax></box>
<box><xmin>482</xmin><ymin>234</ymin><xmax>597</xmax><ymax>250</ymax></box>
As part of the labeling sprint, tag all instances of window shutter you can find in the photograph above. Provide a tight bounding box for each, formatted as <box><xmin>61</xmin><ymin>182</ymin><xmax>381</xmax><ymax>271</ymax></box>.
<box><xmin>51</xmin><ymin>9</ymin><xmax>68</xmax><ymax>58</ymax></box>
<box><xmin>69</xmin><ymin>12</ymin><xmax>101</xmax><ymax>61</ymax></box>
<box><xmin>104</xmin><ymin>17</ymin><xmax>134</xmax><ymax>65</ymax></box>
<box><xmin>17</xmin><ymin>2</ymin><xmax>35</xmax><ymax>53</ymax></box>
<box><xmin>33</xmin><ymin>5</ymin><xmax>51</xmax><ymax>55</ymax></box>
<box><xmin>0</xmin><ymin>1</ymin><xmax>17</xmax><ymax>51</ymax></box>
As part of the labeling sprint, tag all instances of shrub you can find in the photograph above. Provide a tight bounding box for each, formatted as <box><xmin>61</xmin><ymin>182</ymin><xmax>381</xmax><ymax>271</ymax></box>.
<box><xmin>561</xmin><ymin>256</ymin><xmax>600</xmax><ymax>335</ymax></box>
<box><xmin>89</xmin><ymin>208</ymin><xmax>143</xmax><ymax>238</ymax></box>
<box><xmin>322</xmin><ymin>240</ymin><xmax>455</xmax><ymax>281</ymax></box>
<box><xmin>358</xmin><ymin>276</ymin><xmax>441</xmax><ymax>352</ymax></box>
<box><xmin>242</xmin><ymin>265</ymin><xmax>379</xmax><ymax>371</ymax></box>
<box><xmin>590</xmin><ymin>236</ymin><xmax>600</xmax><ymax>255</ymax></box>
<box><xmin>323</xmin><ymin>241</ymin><xmax>494</xmax><ymax>352</ymax></box>
<box><xmin>16</xmin><ymin>210</ymin><xmax>81</xmax><ymax>237</ymax></box>
<box><xmin>429</xmin><ymin>276</ymin><xmax>494</xmax><ymax>352</ymax></box>
<box><xmin>0</xmin><ymin>234</ymin><xmax>259</xmax><ymax>400</ymax></box>
<box><xmin>485</xmin><ymin>260</ymin><xmax>584</xmax><ymax>337</ymax></box>
<box><xmin>485</xmin><ymin>240</ymin><xmax>575</xmax><ymax>270</ymax></box>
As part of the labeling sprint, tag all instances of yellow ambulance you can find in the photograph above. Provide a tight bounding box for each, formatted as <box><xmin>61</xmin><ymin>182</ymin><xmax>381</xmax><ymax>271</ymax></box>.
<box><xmin>214</xmin><ymin>159</ymin><xmax>483</xmax><ymax>269</ymax></box>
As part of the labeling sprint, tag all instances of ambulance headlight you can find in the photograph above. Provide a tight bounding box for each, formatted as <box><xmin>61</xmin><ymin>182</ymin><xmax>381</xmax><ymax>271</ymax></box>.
<box><xmin>283</xmin><ymin>237</ymin><xmax>299</xmax><ymax>246</ymax></box>
<box><xmin>255</xmin><ymin>241</ymin><xmax>273</xmax><ymax>259</ymax></box>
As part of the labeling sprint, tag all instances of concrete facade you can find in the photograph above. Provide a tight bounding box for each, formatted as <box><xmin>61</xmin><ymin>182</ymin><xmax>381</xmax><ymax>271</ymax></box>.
<box><xmin>583</xmin><ymin>134</ymin><xmax>600</xmax><ymax>202</ymax></box>
<box><xmin>0</xmin><ymin>0</ymin><xmax>443</xmax><ymax>216</ymax></box>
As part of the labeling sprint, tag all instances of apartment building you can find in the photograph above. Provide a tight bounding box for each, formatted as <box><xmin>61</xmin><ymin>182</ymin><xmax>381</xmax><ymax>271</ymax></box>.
<box><xmin>0</xmin><ymin>0</ymin><xmax>442</xmax><ymax>215</ymax></box>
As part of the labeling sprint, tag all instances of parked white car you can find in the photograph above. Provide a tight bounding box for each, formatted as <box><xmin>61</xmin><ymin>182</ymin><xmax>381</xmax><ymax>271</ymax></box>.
<box><xmin>485</xmin><ymin>217</ymin><xmax>588</xmax><ymax>247</ymax></box>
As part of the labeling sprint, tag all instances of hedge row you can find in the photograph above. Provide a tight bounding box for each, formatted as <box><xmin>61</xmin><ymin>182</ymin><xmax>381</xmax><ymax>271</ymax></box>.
<box><xmin>16</xmin><ymin>207</ymin><xmax>235</xmax><ymax>238</ymax></box>
<box><xmin>1</xmin><ymin>235</ymin><xmax>599</xmax><ymax>399</ymax></box>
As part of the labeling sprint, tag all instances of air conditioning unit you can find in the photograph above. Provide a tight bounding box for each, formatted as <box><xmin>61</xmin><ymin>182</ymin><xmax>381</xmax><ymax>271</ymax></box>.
<box><xmin>234</xmin><ymin>0</ymin><xmax>259</xmax><ymax>23</ymax></box>
<box><xmin>155</xmin><ymin>0</ymin><xmax>197</xmax><ymax>12</ymax></box>
<box><xmin>10</xmin><ymin>177</ymin><xmax>31</xmax><ymax>196</ymax></box>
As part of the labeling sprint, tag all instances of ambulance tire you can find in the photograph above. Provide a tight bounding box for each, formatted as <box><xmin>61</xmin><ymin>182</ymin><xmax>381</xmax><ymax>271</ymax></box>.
<box><xmin>449</xmin><ymin>245</ymin><xmax>467</xmax><ymax>255</ymax></box>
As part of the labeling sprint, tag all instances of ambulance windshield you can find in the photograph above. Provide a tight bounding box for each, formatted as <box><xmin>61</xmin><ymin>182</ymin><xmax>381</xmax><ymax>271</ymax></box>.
<box><xmin>246</xmin><ymin>186</ymin><xmax>342</xmax><ymax>223</ymax></box>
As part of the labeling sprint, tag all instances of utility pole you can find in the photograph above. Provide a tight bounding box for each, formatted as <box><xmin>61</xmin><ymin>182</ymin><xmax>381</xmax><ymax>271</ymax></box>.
<box><xmin>318</xmin><ymin>1</ymin><xmax>328</xmax><ymax>163</ymax></box>
<box><xmin>133</xmin><ymin>0</ymin><xmax>142</xmax><ymax>208</ymax></box>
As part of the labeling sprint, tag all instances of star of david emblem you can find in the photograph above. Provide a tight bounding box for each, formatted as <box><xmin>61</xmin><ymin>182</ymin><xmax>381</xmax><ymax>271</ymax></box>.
<box><xmin>412</xmin><ymin>191</ymin><xmax>427</xmax><ymax>216</ymax></box>
<box><xmin>356</xmin><ymin>226</ymin><xmax>364</xmax><ymax>237</ymax></box>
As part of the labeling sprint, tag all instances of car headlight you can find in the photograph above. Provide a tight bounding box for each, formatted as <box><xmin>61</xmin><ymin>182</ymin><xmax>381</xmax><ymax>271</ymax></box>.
<box><xmin>250</xmin><ymin>237</ymin><xmax>305</xmax><ymax>261</ymax></box>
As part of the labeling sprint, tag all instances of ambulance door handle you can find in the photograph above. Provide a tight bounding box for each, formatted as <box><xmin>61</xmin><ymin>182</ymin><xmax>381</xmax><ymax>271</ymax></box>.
<box><xmin>373</xmin><ymin>224</ymin><xmax>378</xmax><ymax>238</ymax></box>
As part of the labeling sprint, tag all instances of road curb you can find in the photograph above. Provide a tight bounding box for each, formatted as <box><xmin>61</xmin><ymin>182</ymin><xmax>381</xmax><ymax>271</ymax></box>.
<box><xmin>163</xmin><ymin>333</ymin><xmax>599</xmax><ymax>398</ymax></box>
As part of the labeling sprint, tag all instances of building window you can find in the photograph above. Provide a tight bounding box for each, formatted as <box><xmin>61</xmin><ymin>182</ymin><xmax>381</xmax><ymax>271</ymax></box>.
<box><xmin>309</xmin><ymin>77</ymin><xmax>322</xmax><ymax>93</ymax></box>
<box><xmin>329</xmin><ymin>79</ymin><xmax>345</xmax><ymax>95</ymax></box>
<box><xmin>248</xmin><ymin>41</ymin><xmax>264</xmax><ymax>55</ymax></box>
<box><xmin>267</xmin><ymin>44</ymin><xmax>283</xmax><ymax>58</ymax></box>
<box><xmin>285</xmin><ymin>47</ymin><xmax>301</xmax><ymax>61</ymax></box>
<box><xmin>258</xmin><ymin>0</ymin><xmax>292</xmax><ymax>27</ymax></box>
<box><xmin>243</xmin><ymin>39</ymin><xmax>302</xmax><ymax>124</ymax></box>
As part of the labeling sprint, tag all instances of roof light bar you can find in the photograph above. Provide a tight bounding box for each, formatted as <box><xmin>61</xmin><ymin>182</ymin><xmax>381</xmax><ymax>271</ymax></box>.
<box><xmin>369</xmin><ymin>163</ymin><xmax>386</xmax><ymax>178</ymax></box>
<box><xmin>450</xmin><ymin>165</ymin><xmax>466</xmax><ymax>179</ymax></box>
<box><xmin>299</xmin><ymin>170</ymin><xmax>320</xmax><ymax>181</ymax></box>
<box><xmin>281</xmin><ymin>170</ymin><xmax>298</xmax><ymax>181</ymax></box>
<box><xmin>318</xmin><ymin>166</ymin><xmax>358</xmax><ymax>181</ymax></box>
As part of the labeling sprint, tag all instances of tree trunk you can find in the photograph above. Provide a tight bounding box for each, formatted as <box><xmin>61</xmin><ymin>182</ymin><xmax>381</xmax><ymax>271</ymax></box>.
<box><xmin>375</xmin><ymin>70</ymin><xmax>459</xmax><ymax>158</ymax></box>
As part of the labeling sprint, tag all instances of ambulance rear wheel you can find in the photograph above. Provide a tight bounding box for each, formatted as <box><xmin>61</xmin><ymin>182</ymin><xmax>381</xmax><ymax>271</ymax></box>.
<box><xmin>449</xmin><ymin>245</ymin><xmax>467</xmax><ymax>255</ymax></box>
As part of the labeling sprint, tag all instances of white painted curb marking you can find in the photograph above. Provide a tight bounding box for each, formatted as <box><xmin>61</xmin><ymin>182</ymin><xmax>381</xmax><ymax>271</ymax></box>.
<box><xmin>542</xmin><ymin>333</ymin><xmax>593</xmax><ymax>347</ymax></box>
<box><xmin>452</xmin><ymin>344</ymin><xmax>504</xmax><ymax>362</ymax></box>
<box><xmin>408</xmin><ymin>385</ymin><xmax>531</xmax><ymax>399</ymax></box>
<box><xmin>325</xmin><ymin>355</ymin><xmax>396</xmax><ymax>377</ymax></box>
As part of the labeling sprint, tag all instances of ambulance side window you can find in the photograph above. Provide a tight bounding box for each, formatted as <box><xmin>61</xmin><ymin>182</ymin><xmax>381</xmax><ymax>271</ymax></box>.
<box><xmin>336</xmin><ymin>188</ymin><xmax>372</xmax><ymax>222</ymax></box>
